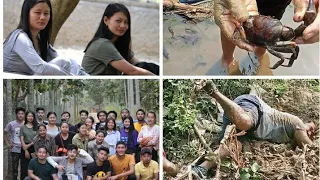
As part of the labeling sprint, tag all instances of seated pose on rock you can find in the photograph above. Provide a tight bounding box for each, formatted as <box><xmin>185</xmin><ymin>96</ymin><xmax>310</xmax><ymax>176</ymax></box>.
<box><xmin>47</xmin><ymin>144</ymin><xmax>94</xmax><ymax>180</ymax></box>
<box><xmin>191</xmin><ymin>79</ymin><xmax>316</xmax><ymax>178</ymax></box>
<box><xmin>82</xmin><ymin>3</ymin><xmax>155</xmax><ymax>75</ymax></box>
<box><xmin>3</xmin><ymin>0</ymin><xmax>87</xmax><ymax>75</ymax></box>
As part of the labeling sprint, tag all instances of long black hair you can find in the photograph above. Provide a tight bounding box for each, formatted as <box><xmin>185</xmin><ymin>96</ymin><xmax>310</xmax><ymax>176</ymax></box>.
<box><xmin>84</xmin><ymin>3</ymin><xmax>131</xmax><ymax>60</ymax></box>
<box><xmin>25</xmin><ymin>111</ymin><xmax>38</xmax><ymax>131</ymax></box>
<box><xmin>17</xmin><ymin>0</ymin><xmax>53</xmax><ymax>61</ymax></box>
<box><xmin>123</xmin><ymin>116</ymin><xmax>135</xmax><ymax>147</ymax></box>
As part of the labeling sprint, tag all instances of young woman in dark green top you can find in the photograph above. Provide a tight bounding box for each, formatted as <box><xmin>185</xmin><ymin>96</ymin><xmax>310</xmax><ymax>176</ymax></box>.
<box><xmin>19</xmin><ymin>111</ymin><xmax>38</xmax><ymax>180</ymax></box>
<box><xmin>82</xmin><ymin>3</ymin><xmax>154</xmax><ymax>75</ymax></box>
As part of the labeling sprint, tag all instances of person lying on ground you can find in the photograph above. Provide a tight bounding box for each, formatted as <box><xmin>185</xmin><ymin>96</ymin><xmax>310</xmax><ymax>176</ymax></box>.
<box><xmin>3</xmin><ymin>0</ymin><xmax>88</xmax><ymax>75</ymax></box>
<box><xmin>47</xmin><ymin>144</ymin><xmax>94</xmax><ymax>180</ymax></box>
<box><xmin>191</xmin><ymin>79</ymin><xmax>316</xmax><ymax>178</ymax></box>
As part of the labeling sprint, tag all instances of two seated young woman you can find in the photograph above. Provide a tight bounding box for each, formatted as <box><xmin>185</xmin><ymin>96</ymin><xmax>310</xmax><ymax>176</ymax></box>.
<box><xmin>3</xmin><ymin>0</ymin><xmax>157</xmax><ymax>76</ymax></box>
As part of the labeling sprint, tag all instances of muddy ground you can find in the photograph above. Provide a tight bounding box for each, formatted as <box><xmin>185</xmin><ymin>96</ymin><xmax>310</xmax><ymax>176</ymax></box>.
<box><xmin>165</xmin><ymin>82</ymin><xmax>320</xmax><ymax>179</ymax></box>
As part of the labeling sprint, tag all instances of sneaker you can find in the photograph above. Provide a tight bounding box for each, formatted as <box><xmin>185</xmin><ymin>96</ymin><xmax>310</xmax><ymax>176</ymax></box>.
<box><xmin>191</xmin><ymin>165</ymin><xmax>209</xmax><ymax>179</ymax></box>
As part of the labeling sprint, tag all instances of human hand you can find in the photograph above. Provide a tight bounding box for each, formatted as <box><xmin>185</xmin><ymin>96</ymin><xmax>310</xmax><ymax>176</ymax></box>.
<box><xmin>56</xmin><ymin>165</ymin><xmax>65</xmax><ymax>171</ymax></box>
<box><xmin>194</xmin><ymin>80</ymin><xmax>218</xmax><ymax>95</ymax></box>
<box><xmin>25</xmin><ymin>150</ymin><xmax>30</xmax><ymax>159</ymax></box>
<box><xmin>214</xmin><ymin>0</ymin><xmax>259</xmax><ymax>51</ymax></box>
<box><xmin>140</xmin><ymin>137</ymin><xmax>153</xmax><ymax>147</ymax></box>
<box><xmin>293</xmin><ymin>0</ymin><xmax>319</xmax><ymax>44</ymax></box>
<box><xmin>107</xmin><ymin>175</ymin><xmax>118</xmax><ymax>180</ymax></box>
<box><xmin>7</xmin><ymin>142</ymin><xmax>13</xmax><ymax>149</ymax></box>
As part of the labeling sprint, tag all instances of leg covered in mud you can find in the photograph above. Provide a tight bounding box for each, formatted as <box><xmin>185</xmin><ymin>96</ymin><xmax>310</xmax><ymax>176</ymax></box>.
<box><xmin>193</xmin><ymin>125</ymin><xmax>244</xmax><ymax>178</ymax></box>
<box><xmin>194</xmin><ymin>80</ymin><xmax>254</xmax><ymax>131</ymax></box>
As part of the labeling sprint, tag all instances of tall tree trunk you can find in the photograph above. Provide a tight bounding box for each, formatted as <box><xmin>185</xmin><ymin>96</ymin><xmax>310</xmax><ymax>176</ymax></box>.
<box><xmin>73</xmin><ymin>95</ymin><xmax>77</xmax><ymax>124</ymax></box>
<box><xmin>27</xmin><ymin>80</ymin><xmax>35</xmax><ymax>111</ymax></box>
<box><xmin>135</xmin><ymin>79</ymin><xmax>141</xmax><ymax>108</ymax></box>
<box><xmin>50</xmin><ymin>0</ymin><xmax>80</xmax><ymax>44</ymax></box>
<box><xmin>124</xmin><ymin>80</ymin><xmax>128</xmax><ymax>107</ymax></box>
<box><xmin>128</xmin><ymin>80</ymin><xmax>134</xmax><ymax>113</ymax></box>
<box><xmin>49</xmin><ymin>90</ymin><xmax>54</xmax><ymax>111</ymax></box>
<box><xmin>6</xmin><ymin>79</ymin><xmax>13</xmax><ymax>179</ymax></box>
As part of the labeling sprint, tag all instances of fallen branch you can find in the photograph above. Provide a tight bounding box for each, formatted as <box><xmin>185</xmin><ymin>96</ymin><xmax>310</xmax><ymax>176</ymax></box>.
<box><xmin>193</xmin><ymin>124</ymin><xmax>214</xmax><ymax>154</ymax></box>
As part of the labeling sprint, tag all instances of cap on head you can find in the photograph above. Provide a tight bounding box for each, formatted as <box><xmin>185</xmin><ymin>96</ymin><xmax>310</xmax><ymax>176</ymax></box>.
<box><xmin>141</xmin><ymin>148</ymin><xmax>152</xmax><ymax>155</ymax></box>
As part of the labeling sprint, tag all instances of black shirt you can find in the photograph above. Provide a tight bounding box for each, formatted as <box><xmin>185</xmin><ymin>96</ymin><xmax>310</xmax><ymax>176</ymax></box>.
<box><xmin>54</xmin><ymin>132</ymin><xmax>75</xmax><ymax>156</ymax></box>
<box><xmin>87</xmin><ymin>160</ymin><xmax>112</xmax><ymax>177</ymax></box>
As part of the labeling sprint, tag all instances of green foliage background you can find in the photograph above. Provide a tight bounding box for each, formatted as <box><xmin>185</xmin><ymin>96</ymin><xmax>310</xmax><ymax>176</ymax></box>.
<box><xmin>163</xmin><ymin>79</ymin><xmax>320</xmax><ymax>160</ymax></box>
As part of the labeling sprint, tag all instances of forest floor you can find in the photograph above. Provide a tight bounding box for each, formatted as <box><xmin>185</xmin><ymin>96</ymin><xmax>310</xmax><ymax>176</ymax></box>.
<box><xmin>164</xmin><ymin>82</ymin><xmax>320</xmax><ymax>179</ymax></box>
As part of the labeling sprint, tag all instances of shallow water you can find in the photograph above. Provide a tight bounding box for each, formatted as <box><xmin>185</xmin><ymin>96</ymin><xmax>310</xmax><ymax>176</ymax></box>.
<box><xmin>163</xmin><ymin>4</ymin><xmax>320</xmax><ymax>76</ymax></box>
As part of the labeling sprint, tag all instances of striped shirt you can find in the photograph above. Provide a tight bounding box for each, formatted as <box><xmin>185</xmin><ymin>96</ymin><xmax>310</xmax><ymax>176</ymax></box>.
<box><xmin>33</xmin><ymin>134</ymin><xmax>56</xmax><ymax>156</ymax></box>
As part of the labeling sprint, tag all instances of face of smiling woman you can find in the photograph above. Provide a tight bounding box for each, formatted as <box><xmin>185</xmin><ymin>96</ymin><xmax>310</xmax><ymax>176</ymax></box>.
<box><xmin>29</xmin><ymin>2</ymin><xmax>50</xmax><ymax>34</ymax></box>
<box><xmin>104</xmin><ymin>12</ymin><xmax>129</xmax><ymax>38</ymax></box>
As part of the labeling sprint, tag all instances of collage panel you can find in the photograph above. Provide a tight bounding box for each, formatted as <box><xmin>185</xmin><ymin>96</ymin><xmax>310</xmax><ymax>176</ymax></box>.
<box><xmin>3</xmin><ymin>79</ymin><xmax>160</xmax><ymax>180</ymax></box>
<box><xmin>3</xmin><ymin>0</ymin><xmax>159</xmax><ymax>76</ymax></box>
<box><xmin>163</xmin><ymin>79</ymin><xmax>319</xmax><ymax>179</ymax></box>
<box><xmin>163</xmin><ymin>1</ymin><xmax>319</xmax><ymax>76</ymax></box>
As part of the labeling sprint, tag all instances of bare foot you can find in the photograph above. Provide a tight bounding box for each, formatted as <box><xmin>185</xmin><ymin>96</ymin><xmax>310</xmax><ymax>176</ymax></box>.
<box><xmin>221</xmin><ymin>55</ymin><xmax>235</xmax><ymax>68</ymax></box>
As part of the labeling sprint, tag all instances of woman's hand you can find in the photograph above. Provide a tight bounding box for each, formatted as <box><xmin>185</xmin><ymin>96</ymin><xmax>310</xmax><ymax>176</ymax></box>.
<box><xmin>293</xmin><ymin>0</ymin><xmax>320</xmax><ymax>44</ymax></box>
<box><xmin>214</xmin><ymin>0</ymin><xmax>259</xmax><ymax>51</ymax></box>
<box><xmin>25</xmin><ymin>150</ymin><xmax>30</xmax><ymax>159</ymax></box>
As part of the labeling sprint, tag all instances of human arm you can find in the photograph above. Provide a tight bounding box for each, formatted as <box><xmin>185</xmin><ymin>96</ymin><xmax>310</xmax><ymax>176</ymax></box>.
<box><xmin>108</xmin><ymin>164</ymin><xmax>135</xmax><ymax>180</ymax></box>
<box><xmin>28</xmin><ymin>169</ymin><xmax>41</xmax><ymax>180</ymax></box>
<box><xmin>293</xmin><ymin>0</ymin><xmax>319</xmax><ymax>44</ymax></box>
<box><xmin>20</xmin><ymin>136</ymin><xmax>32</xmax><ymax>159</ymax></box>
<box><xmin>153</xmin><ymin>172</ymin><xmax>159</xmax><ymax>180</ymax></box>
<box><xmin>129</xmin><ymin>56</ymin><xmax>140</xmax><ymax>65</ymax></box>
<box><xmin>13</xmin><ymin>33</ymin><xmax>70</xmax><ymax>75</ymax></box>
<box><xmin>3</xmin><ymin>130</ymin><xmax>13</xmax><ymax>149</ymax></box>
<box><xmin>214</xmin><ymin>0</ymin><xmax>259</xmax><ymax>51</ymax></box>
<box><xmin>20</xmin><ymin>133</ymin><xmax>34</xmax><ymax>151</ymax></box>
<box><xmin>78</xmin><ymin>149</ymin><xmax>94</xmax><ymax>164</ymax></box>
<box><xmin>52</xmin><ymin>174</ymin><xmax>59</xmax><ymax>180</ymax></box>
<box><xmin>109</xmin><ymin>59</ymin><xmax>154</xmax><ymax>75</ymax></box>
<box><xmin>153</xmin><ymin>161</ymin><xmax>159</xmax><ymax>180</ymax></box>
<box><xmin>147</xmin><ymin>126</ymin><xmax>160</xmax><ymax>146</ymax></box>
<box><xmin>28</xmin><ymin>160</ymin><xmax>41</xmax><ymax>180</ymax></box>
<box><xmin>294</xmin><ymin>129</ymin><xmax>313</xmax><ymax>148</ymax></box>
<box><xmin>46</xmin><ymin>156</ymin><xmax>65</xmax><ymax>171</ymax></box>
<box><xmin>137</xmin><ymin>128</ymin><xmax>144</xmax><ymax>143</ymax></box>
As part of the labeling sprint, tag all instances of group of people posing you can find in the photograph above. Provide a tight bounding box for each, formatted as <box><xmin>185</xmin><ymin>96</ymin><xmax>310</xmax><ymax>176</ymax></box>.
<box><xmin>4</xmin><ymin>107</ymin><xmax>159</xmax><ymax>180</ymax></box>
<box><xmin>4</xmin><ymin>0</ymin><xmax>157</xmax><ymax>75</ymax></box>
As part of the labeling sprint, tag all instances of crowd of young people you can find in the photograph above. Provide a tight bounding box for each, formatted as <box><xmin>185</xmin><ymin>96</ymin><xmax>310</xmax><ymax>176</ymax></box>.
<box><xmin>4</xmin><ymin>107</ymin><xmax>159</xmax><ymax>180</ymax></box>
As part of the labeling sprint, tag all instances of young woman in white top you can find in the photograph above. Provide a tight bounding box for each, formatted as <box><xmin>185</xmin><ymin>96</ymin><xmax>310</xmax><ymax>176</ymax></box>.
<box><xmin>46</xmin><ymin>112</ymin><xmax>60</xmax><ymax>137</ymax></box>
<box><xmin>104</xmin><ymin>118</ymin><xmax>120</xmax><ymax>155</ymax></box>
